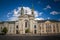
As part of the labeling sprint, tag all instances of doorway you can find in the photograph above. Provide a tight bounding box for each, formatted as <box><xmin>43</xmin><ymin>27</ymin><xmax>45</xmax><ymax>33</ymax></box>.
<box><xmin>16</xmin><ymin>30</ymin><xmax>19</xmax><ymax>34</ymax></box>
<box><xmin>34</xmin><ymin>30</ymin><xmax>37</xmax><ymax>34</ymax></box>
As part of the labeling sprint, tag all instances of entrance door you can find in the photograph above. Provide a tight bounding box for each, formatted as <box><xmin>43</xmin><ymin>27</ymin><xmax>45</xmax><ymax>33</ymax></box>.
<box><xmin>16</xmin><ymin>30</ymin><xmax>19</xmax><ymax>34</ymax></box>
<box><xmin>34</xmin><ymin>30</ymin><xmax>36</xmax><ymax>34</ymax></box>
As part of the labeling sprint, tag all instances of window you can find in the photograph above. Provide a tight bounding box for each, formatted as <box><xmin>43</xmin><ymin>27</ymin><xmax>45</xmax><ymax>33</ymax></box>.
<box><xmin>46</xmin><ymin>24</ymin><xmax>48</xmax><ymax>32</ymax></box>
<box><xmin>56</xmin><ymin>24</ymin><xmax>59</xmax><ymax>32</ymax></box>
<box><xmin>53</xmin><ymin>24</ymin><xmax>55</xmax><ymax>32</ymax></box>
<box><xmin>34</xmin><ymin>25</ymin><xmax>36</xmax><ymax>28</ymax></box>
<box><xmin>16</xmin><ymin>25</ymin><xmax>18</xmax><ymax>28</ymax></box>
<box><xmin>16</xmin><ymin>30</ymin><xmax>19</xmax><ymax>34</ymax></box>
<box><xmin>46</xmin><ymin>24</ymin><xmax>52</xmax><ymax>32</ymax></box>
<box><xmin>42</xmin><ymin>24</ymin><xmax>44</xmax><ymax>32</ymax></box>
<box><xmin>34</xmin><ymin>30</ymin><xmax>36</xmax><ymax>34</ymax></box>
<box><xmin>25</xmin><ymin>22</ymin><xmax>27</xmax><ymax>27</ymax></box>
<box><xmin>49</xmin><ymin>24</ymin><xmax>51</xmax><ymax>32</ymax></box>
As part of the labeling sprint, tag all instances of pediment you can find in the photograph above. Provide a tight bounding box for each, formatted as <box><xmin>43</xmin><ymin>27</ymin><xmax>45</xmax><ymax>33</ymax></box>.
<box><xmin>20</xmin><ymin>14</ymin><xmax>30</xmax><ymax>18</ymax></box>
<box><xmin>45</xmin><ymin>21</ymin><xmax>51</xmax><ymax>24</ymax></box>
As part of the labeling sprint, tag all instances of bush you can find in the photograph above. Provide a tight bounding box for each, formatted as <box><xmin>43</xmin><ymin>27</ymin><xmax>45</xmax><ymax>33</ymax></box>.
<box><xmin>1</xmin><ymin>27</ymin><xmax>8</xmax><ymax>35</ymax></box>
<box><xmin>0</xmin><ymin>32</ymin><xmax>5</xmax><ymax>35</ymax></box>
<box><xmin>25</xmin><ymin>29</ymin><xmax>30</xmax><ymax>33</ymax></box>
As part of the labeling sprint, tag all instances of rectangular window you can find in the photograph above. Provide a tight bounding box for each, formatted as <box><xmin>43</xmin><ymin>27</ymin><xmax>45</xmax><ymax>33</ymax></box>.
<box><xmin>56</xmin><ymin>24</ymin><xmax>59</xmax><ymax>32</ymax></box>
<box><xmin>46</xmin><ymin>24</ymin><xmax>52</xmax><ymax>32</ymax></box>
<box><xmin>34</xmin><ymin>30</ymin><xmax>36</xmax><ymax>34</ymax></box>
<box><xmin>42</xmin><ymin>24</ymin><xmax>44</xmax><ymax>32</ymax></box>
<box><xmin>53</xmin><ymin>24</ymin><xmax>55</xmax><ymax>32</ymax></box>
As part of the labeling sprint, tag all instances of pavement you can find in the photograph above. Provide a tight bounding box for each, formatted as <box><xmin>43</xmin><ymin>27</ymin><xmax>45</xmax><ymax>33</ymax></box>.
<box><xmin>0</xmin><ymin>35</ymin><xmax>60</xmax><ymax>40</ymax></box>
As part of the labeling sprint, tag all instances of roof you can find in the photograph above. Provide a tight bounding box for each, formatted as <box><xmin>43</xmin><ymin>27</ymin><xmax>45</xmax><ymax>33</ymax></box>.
<box><xmin>37</xmin><ymin>20</ymin><xmax>60</xmax><ymax>23</ymax></box>
<box><xmin>0</xmin><ymin>21</ymin><xmax>16</xmax><ymax>24</ymax></box>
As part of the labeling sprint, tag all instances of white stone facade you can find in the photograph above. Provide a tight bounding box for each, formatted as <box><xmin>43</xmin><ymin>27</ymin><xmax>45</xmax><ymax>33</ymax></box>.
<box><xmin>0</xmin><ymin>7</ymin><xmax>60</xmax><ymax>35</ymax></box>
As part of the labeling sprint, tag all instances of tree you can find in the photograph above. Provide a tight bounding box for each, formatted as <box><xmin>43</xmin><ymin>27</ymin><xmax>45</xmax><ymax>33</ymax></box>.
<box><xmin>1</xmin><ymin>27</ymin><xmax>8</xmax><ymax>34</ymax></box>
<box><xmin>25</xmin><ymin>29</ymin><xmax>30</xmax><ymax>33</ymax></box>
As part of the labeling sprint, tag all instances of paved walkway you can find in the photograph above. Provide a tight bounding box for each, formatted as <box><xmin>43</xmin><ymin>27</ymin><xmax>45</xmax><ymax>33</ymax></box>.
<box><xmin>0</xmin><ymin>35</ymin><xmax>60</xmax><ymax>40</ymax></box>
<box><xmin>5</xmin><ymin>34</ymin><xmax>60</xmax><ymax>36</ymax></box>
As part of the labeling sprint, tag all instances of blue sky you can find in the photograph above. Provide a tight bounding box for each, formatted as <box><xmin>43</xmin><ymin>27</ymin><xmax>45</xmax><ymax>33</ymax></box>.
<box><xmin>0</xmin><ymin>0</ymin><xmax>60</xmax><ymax>21</ymax></box>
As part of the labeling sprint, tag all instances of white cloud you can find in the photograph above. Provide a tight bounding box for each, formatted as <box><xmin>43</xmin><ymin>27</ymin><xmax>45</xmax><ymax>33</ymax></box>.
<box><xmin>39</xmin><ymin>12</ymin><xmax>43</xmax><ymax>16</ymax></box>
<box><xmin>13</xmin><ymin>7</ymin><xmax>39</xmax><ymax>17</ymax></box>
<box><xmin>47</xmin><ymin>17</ymin><xmax>50</xmax><ymax>19</ymax></box>
<box><xmin>8</xmin><ymin>16</ymin><xmax>18</xmax><ymax>21</ymax></box>
<box><xmin>44</xmin><ymin>5</ymin><xmax>51</xmax><ymax>10</ymax></box>
<box><xmin>35</xmin><ymin>18</ymin><xmax>44</xmax><ymax>20</ymax></box>
<box><xmin>7</xmin><ymin>12</ymin><xmax>12</xmax><ymax>17</ymax></box>
<box><xmin>8</xmin><ymin>12</ymin><xmax>12</xmax><ymax>15</ymax></box>
<box><xmin>13</xmin><ymin>9</ymin><xmax>20</xmax><ymax>17</ymax></box>
<box><xmin>13</xmin><ymin>9</ymin><xmax>18</xmax><ymax>15</ymax></box>
<box><xmin>50</xmin><ymin>11</ymin><xmax>60</xmax><ymax>15</ymax></box>
<box><xmin>34</xmin><ymin>11</ymin><xmax>39</xmax><ymax>17</ymax></box>
<box><xmin>7</xmin><ymin>6</ymin><xmax>39</xmax><ymax>21</ymax></box>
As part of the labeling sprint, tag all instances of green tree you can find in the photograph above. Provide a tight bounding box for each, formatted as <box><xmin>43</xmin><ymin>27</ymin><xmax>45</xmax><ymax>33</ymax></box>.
<box><xmin>25</xmin><ymin>29</ymin><xmax>30</xmax><ymax>33</ymax></box>
<box><xmin>2</xmin><ymin>27</ymin><xmax>8</xmax><ymax>34</ymax></box>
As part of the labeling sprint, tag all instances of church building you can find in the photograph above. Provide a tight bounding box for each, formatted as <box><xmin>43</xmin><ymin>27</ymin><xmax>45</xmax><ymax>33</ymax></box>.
<box><xmin>0</xmin><ymin>6</ymin><xmax>60</xmax><ymax>35</ymax></box>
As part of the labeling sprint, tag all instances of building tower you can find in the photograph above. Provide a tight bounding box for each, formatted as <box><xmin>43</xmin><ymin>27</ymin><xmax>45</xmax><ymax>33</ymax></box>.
<box><xmin>20</xmin><ymin>6</ymin><xmax>24</xmax><ymax>15</ymax></box>
<box><xmin>31</xmin><ymin>4</ymin><xmax>35</xmax><ymax>17</ymax></box>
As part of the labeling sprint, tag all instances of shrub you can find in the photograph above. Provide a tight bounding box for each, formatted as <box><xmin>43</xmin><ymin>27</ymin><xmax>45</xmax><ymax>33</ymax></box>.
<box><xmin>1</xmin><ymin>27</ymin><xmax>8</xmax><ymax>35</ymax></box>
<box><xmin>25</xmin><ymin>29</ymin><xmax>30</xmax><ymax>33</ymax></box>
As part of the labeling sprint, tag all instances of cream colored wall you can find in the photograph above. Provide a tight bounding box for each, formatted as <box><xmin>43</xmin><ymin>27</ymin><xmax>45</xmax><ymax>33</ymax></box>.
<box><xmin>7</xmin><ymin>23</ymin><xmax>15</xmax><ymax>34</ymax></box>
<box><xmin>58</xmin><ymin>23</ymin><xmax>60</xmax><ymax>33</ymax></box>
<box><xmin>38</xmin><ymin>23</ymin><xmax>48</xmax><ymax>34</ymax></box>
<box><xmin>0</xmin><ymin>23</ymin><xmax>4</xmax><ymax>32</ymax></box>
<box><xmin>0</xmin><ymin>16</ymin><xmax>60</xmax><ymax>35</ymax></box>
<box><xmin>29</xmin><ymin>19</ymin><xmax>34</xmax><ymax>34</ymax></box>
<box><xmin>18</xmin><ymin>14</ymin><xmax>35</xmax><ymax>34</ymax></box>
<box><xmin>57</xmin><ymin>23</ymin><xmax>60</xmax><ymax>33</ymax></box>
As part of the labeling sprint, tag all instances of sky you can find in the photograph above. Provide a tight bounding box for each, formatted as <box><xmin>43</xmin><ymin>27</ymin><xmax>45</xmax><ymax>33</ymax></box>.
<box><xmin>0</xmin><ymin>0</ymin><xmax>60</xmax><ymax>21</ymax></box>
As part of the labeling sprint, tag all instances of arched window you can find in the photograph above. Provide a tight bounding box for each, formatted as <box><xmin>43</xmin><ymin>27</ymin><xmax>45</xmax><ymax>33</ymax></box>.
<box><xmin>25</xmin><ymin>22</ymin><xmax>27</xmax><ymax>27</ymax></box>
<box><xmin>16</xmin><ymin>25</ymin><xmax>18</xmax><ymax>28</ymax></box>
<box><xmin>34</xmin><ymin>25</ymin><xmax>36</xmax><ymax>28</ymax></box>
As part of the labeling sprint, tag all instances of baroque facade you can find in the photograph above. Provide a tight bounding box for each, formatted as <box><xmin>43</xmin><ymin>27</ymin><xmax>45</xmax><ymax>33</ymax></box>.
<box><xmin>0</xmin><ymin>7</ymin><xmax>60</xmax><ymax>35</ymax></box>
